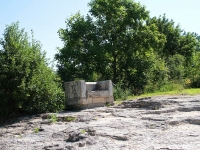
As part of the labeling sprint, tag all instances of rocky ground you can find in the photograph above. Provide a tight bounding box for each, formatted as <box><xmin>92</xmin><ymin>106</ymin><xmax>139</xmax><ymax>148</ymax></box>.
<box><xmin>1</xmin><ymin>95</ymin><xmax>200</xmax><ymax>150</ymax></box>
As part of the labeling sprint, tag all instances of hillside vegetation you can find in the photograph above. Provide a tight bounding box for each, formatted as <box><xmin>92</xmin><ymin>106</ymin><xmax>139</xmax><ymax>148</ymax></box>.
<box><xmin>55</xmin><ymin>0</ymin><xmax>200</xmax><ymax>99</ymax></box>
<box><xmin>1</xmin><ymin>0</ymin><xmax>200</xmax><ymax>121</ymax></box>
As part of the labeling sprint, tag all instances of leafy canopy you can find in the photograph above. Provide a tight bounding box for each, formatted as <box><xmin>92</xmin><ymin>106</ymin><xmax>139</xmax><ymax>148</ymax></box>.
<box><xmin>0</xmin><ymin>22</ymin><xmax>65</xmax><ymax>120</ymax></box>
<box><xmin>55</xmin><ymin>0</ymin><xmax>166</xmax><ymax>94</ymax></box>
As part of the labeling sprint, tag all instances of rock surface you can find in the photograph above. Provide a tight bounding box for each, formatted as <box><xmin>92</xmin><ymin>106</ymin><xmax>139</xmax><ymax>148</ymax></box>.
<box><xmin>1</xmin><ymin>95</ymin><xmax>200</xmax><ymax>150</ymax></box>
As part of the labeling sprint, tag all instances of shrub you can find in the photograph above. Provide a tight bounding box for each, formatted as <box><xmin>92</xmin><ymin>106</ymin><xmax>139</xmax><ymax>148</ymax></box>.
<box><xmin>189</xmin><ymin>77</ymin><xmax>200</xmax><ymax>88</ymax></box>
<box><xmin>167</xmin><ymin>54</ymin><xmax>185</xmax><ymax>80</ymax></box>
<box><xmin>114</xmin><ymin>84</ymin><xmax>131</xmax><ymax>100</ymax></box>
<box><xmin>0</xmin><ymin>22</ymin><xmax>65</xmax><ymax>121</ymax></box>
<box><xmin>144</xmin><ymin>54</ymin><xmax>169</xmax><ymax>94</ymax></box>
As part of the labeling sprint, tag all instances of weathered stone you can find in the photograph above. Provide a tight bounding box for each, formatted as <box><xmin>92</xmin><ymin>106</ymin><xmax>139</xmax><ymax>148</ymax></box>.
<box><xmin>65</xmin><ymin>80</ymin><xmax>114</xmax><ymax>108</ymax></box>
<box><xmin>86</xmin><ymin>127</ymin><xmax>96</xmax><ymax>136</ymax></box>
<box><xmin>66</xmin><ymin>131</ymin><xmax>87</xmax><ymax>142</ymax></box>
<box><xmin>78</xmin><ymin>141</ymin><xmax>85</xmax><ymax>147</ymax></box>
<box><xmin>112</xmin><ymin>135</ymin><xmax>128</xmax><ymax>141</ymax></box>
<box><xmin>2</xmin><ymin>95</ymin><xmax>200</xmax><ymax>149</ymax></box>
<box><xmin>121</xmin><ymin>98</ymin><xmax>162</xmax><ymax>110</ymax></box>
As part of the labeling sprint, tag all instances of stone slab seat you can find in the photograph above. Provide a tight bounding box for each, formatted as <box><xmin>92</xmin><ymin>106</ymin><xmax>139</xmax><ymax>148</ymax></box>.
<box><xmin>87</xmin><ymin>90</ymin><xmax>110</xmax><ymax>98</ymax></box>
<box><xmin>64</xmin><ymin>80</ymin><xmax>114</xmax><ymax>108</ymax></box>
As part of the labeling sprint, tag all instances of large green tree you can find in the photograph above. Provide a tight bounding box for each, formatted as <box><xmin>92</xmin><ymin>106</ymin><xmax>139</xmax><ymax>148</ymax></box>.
<box><xmin>147</xmin><ymin>14</ymin><xmax>199</xmax><ymax>64</ymax></box>
<box><xmin>0</xmin><ymin>22</ymin><xmax>65</xmax><ymax>120</ymax></box>
<box><xmin>55</xmin><ymin>0</ymin><xmax>166</xmax><ymax>93</ymax></box>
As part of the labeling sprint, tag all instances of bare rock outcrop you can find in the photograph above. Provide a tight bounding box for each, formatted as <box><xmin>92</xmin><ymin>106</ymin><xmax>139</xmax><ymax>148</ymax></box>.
<box><xmin>1</xmin><ymin>95</ymin><xmax>200</xmax><ymax>149</ymax></box>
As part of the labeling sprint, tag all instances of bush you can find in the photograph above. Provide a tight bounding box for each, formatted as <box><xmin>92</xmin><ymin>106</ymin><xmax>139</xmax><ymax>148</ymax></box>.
<box><xmin>0</xmin><ymin>22</ymin><xmax>65</xmax><ymax>121</ymax></box>
<box><xmin>189</xmin><ymin>77</ymin><xmax>200</xmax><ymax>88</ymax></box>
<box><xmin>186</xmin><ymin>52</ymin><xmax>200</xmax><ymax>88</ymax></box>
<box><xmin>167</xmin><ymin>54</ymin><xmax>185</xmax><ymax>80</ymax></box>
<box><xmin>114</xmin><ymin>84</ymin><xmax>131</xmax><ymax>100</ymax></box>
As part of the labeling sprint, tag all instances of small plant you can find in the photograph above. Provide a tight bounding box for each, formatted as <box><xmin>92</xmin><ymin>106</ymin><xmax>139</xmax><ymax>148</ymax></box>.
<box><xmin>18</xmin><ymin>134</ymin><xmax>23</xmax><ymax>138</ymax></box>
<box><xmin>48</xmin><ymin>114</ymin><xmax>58</xmax><ymax>123</ymax></box>
<box><xmin>65</xmin><ymin>116</ymin><xmax>76</xmax><ymax>122</ymax></box>
<box><xmin>80</xmin><ymin>129</ymin><xmax>86</xmax><ymax>134</ymax></box>
<box><xmin>149</xmin><ymin>124</ymin><xmax>155</xmax><ymax>129</ymax></box>
<box><xmin>34</xmin><ymin>128</ymin><xmax>39</xmax><ymax>133</ymax></box>
<box><xmin>105</xmin><ymin>102</ymin><xmax>111</xmax><ymax>107</ymax></box>
<box><xmin>114</xmin><ymin>86</ymin><xmax>131</xmax><ymax>100</ymax></box>
<box><xmin>113</xmin><ymin>82</ymin><xmax>132</xmax><ymax>101</ymax></box>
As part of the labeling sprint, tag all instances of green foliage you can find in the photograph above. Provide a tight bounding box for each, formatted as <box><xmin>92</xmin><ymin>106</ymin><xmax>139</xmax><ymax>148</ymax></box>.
<box><xmin>54</xmin><ymin>0</ymin><xmax>200</xmax><ymax>98</ymax></box>
<box><xmin>159</xmin><ymin>81</ymin><xmax>184</xmax><ymax>92</ymax></box>
<box><xmin>145</xmin><ymin>80</ymin><xmax>184</xmax><ymax>94</ymax></box>
<box><xmin>80</xmin><ymin>129</ymin><xmax>86</xmax><ymax>134</ymax></box>
<box><xmin>34</xmin><ymin>128</ymin><xmax>39</xmax><ymax>133</ymax></box>
<box><xmin>144</xmin><ymin>14</ymin><xmax>199</xmax><ymax>93</ymax></box>
<box><xmin>18</xmin><ymin>134</ymin><xmax>23</xmax><ymax>138</ymax></box>
<box><xmin>148</xmin><ymin>16</ymin><xmax>179</xmax><ymax>55</ymax></box>
<box><xmin>114</xmin><ymin>83</ymin><xmax>131</xmax><ymax>100</ymax></box>
<box><xmin>55</xmin><ymin>0</ymin><xmax>166</xmax><ymax>94</ymax></box>
<box><xmin>146</xmin><ymin>55</ymin><xmax>169</xmax><ymax>92</ymax></box>
<box><xmin>147</xmin><ymin>15</ymin><xmax>199</xmax><ymax>64</ymax></box>
<box><xmin>0</xmin><ymin>22</ymin><xmax>65</xmax><ymax>120</ymax></box>
<box><xmin>1</xmin><ymin>1</ymin><xmax>200</xmax><ymax>119</ymax></box>
<box><xmin>167</xmin><ymin>54</ymin><xmax>185</xmax><ymax>80</ymax></box>
<box><xmin>48</xmin><ymin>114</ymin><xmax>58</xmax><ymax>123</ymax></box>
<box><xmin>64</xmin><ymin>116</ymin><xmax>76</xmax><ymax>122</ymax></box>
<box><xmin>105</xmin><ymin>102</ymin><xmax>111</xmax><ymax>107</ymax></box>
<box><xmin>147</xmin><ymin>15</ymin><xmax>181</xmax><ymax>58</ymax></box>
<box><xmin>190</xmin><ymin>77</ymin><xmax>200</xmax><ymax>88</ymax></box>
<box><xmin>184</xmin><ymin>52</ymin><xmax>200</xmax><ymax>88</ymax></box>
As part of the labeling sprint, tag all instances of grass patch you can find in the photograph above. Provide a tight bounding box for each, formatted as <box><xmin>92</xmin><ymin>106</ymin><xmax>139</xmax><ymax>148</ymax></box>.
<box><xmin>64</xmin><ymin>116</ymin><xmax>76</xmax><ymax>122</ymax></box>
<box><xmin>130</xmin><ymin>88</ymin><xmax>200</xmax><ymax>99</ymax></box>
<box><xmin>114</xmin><ymin>88</ymin><xmax>200</xmax><ymax>105</ymax></box>
<box><xmin>181</xmin><ymin>88</ymin><xmax>200</xmax><ymax>95</ymax></box>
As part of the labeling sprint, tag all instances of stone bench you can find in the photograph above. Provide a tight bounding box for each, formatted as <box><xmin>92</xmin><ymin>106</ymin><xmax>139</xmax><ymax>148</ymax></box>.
<box><xmin>64</xmin><ymin>80</ymin><xmax>114</xmax><ymax>108</ymax></box>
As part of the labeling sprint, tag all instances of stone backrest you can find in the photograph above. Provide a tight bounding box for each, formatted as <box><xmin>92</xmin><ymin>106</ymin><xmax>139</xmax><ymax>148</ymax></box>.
<box><xmin>64</xmin><ymin>80</ymin><xmax>114</xmax><ymax>108</ymax></box>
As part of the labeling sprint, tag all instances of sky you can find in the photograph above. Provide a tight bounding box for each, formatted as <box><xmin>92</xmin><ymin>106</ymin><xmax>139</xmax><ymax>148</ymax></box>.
<box><xmin>1</xmin><ymin>0</ymin><xmax>200</xmax><ymax>65</ymax></box>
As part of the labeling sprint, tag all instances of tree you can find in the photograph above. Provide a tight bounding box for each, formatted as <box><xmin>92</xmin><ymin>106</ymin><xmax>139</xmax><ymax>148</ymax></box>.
<box><xmin>56</xmin><ymin>13</ymin><xmax>102</xmax><ymax>82</ymax></box>
<box><xmin>147</xmin><ymin>14</ymin><xmax>199</xmax><ymax>64</ymax></box>
<box><xmin>55</xmin><ymin>0</ymin><xmax>166</xmax><ymax>93</ymax></box>
<box><xmin>167</xmin><ymin>54</ymin><xmax>185</xmax><ymax>80</ymax></box>
<box><xmin>186</xmin><ymin>52</ymin><xmax>200</xmax><ymax>88</ymax></box>
<box><xmin>0</xmin><ymin>22</ymin><xmax>65</xmax><ymax>120</ymax></box>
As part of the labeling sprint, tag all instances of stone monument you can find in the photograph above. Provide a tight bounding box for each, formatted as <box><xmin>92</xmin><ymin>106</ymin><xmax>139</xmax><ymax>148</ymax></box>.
<box><xmin>64</xmin><ymin>80</ymin><xmax>114</xmax><ymax>108</ymax></box>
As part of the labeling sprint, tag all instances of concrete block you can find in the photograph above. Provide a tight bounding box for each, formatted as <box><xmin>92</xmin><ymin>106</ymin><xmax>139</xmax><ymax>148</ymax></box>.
<box><xmin>65</xmin><ymin>80</ymin><xmax>114</xmax><ymax>108</ymax></box>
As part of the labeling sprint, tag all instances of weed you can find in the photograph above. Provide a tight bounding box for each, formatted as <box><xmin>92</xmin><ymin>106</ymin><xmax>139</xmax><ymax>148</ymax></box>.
<box><xmin>105</xmin><ymin>102</ymin><xmax>111</xmax><ymax>107</ymax></box>
<box><xmin>65</xmin><ymin>116</ymin><xmax>76</xmax><ymax>122</ymax></box>
<box><xmin>48</xmin><ymin>114</ymin><xmax>57</xmax><ymax>123</ymax></box>
<box><xmin>34</xmin><ymin>128</ymin><xmax>39</xmax><ymax>133</ymax></box>
<box><xmin>18</xmin><ymin>134</ymin><xmax>22</xmax><ymax>138</ymax></box>
<box><xmin>114</xmin><ymin>84</ymin><xmax>131</xmax><ymax>101</ymax></box>
<box><xmin>80</xmin><ymin>129</ymin><xmax>86</xmax><ymax>134</ymax></box>
<box><xmin>149</xmin><ymin>124</ymin><xmax>155</xmax><ymax>129</ymax></box>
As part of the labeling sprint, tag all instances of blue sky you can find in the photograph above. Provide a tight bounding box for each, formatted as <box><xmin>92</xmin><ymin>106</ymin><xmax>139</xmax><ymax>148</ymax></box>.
<box><xmin>1</xmin><ymin>0</ymin><xmax>200</xmax><ymax>64</ymax></box>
